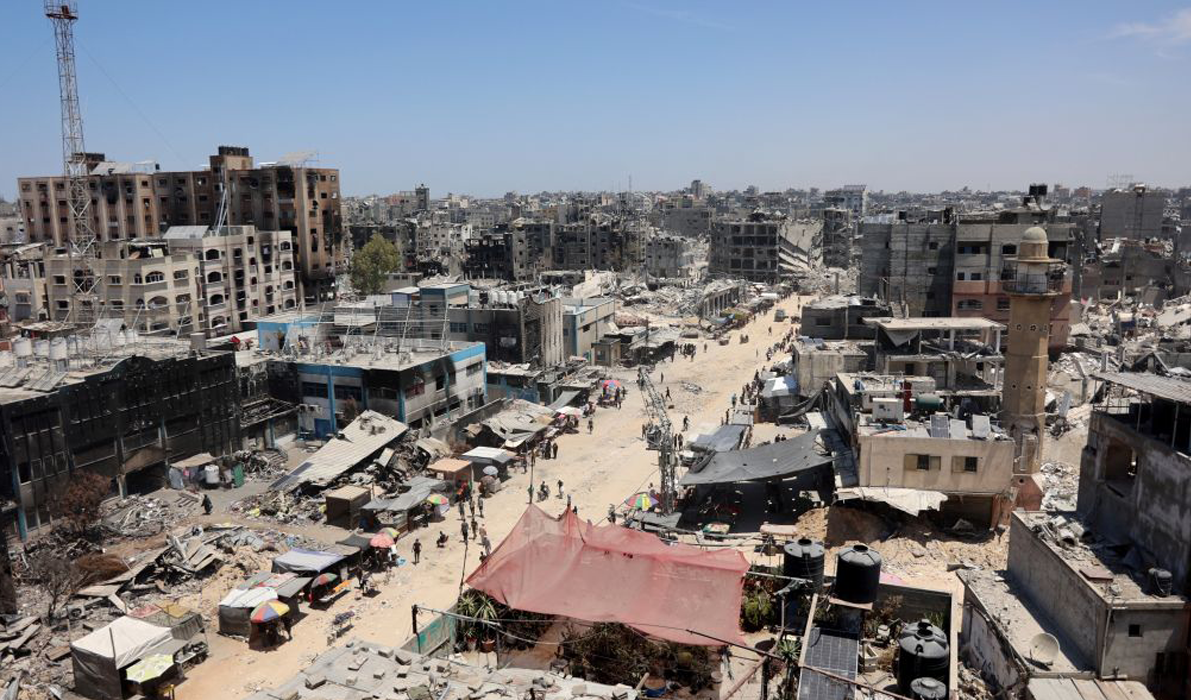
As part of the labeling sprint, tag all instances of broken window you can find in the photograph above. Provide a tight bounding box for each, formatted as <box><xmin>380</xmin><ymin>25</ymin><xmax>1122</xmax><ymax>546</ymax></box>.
<box><xmin>905</xmin><ymin>454</ymin><xmax>940</xmax><ymax>471</ymax></box>
<box><xmin>952</xmin><ymin>456</ymin><xmax>979</xmax><ymax>473</ymax></box>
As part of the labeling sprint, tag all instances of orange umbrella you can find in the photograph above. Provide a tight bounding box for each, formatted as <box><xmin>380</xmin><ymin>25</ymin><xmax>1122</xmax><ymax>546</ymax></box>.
<box><xmin>370</xmin><ymin>532</ymin><xmax>395</xmax><ymax>548</ymax></box>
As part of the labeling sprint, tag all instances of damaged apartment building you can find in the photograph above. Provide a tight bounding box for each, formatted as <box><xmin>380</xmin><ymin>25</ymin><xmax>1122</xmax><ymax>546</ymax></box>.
<box><xmin>0</xmin><ymin>334</ymin><xmax>240</xmax><ymax>541</ymax></box>
<box><xmin>859</xmin><ymin>185</ymin><xmax>1083</xmax><ymax>349</ymax></box>
<box><xmin>708</xmin><ymin>212</ymin><xmax>822</xmax><ymax>282</ymax></box>
<box><xmin>17</xmin><ymin>146</ymin><xmax>343</xmax><ymax>301</ymax></box>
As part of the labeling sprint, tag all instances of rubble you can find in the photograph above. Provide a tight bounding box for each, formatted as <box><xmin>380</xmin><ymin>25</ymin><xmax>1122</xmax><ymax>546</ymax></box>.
<box><xmin>1040</xmin><ymin>461</ymin><xmax>1079</xmax><ymax>511</ymax></box>
<box><xmin>100</xmin><ymin>491</ymin><xmax>202</xmax><ymax>538</ymax></box>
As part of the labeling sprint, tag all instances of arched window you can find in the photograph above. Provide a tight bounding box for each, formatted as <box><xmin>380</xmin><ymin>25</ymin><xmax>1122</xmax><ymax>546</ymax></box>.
<box><xmin>204</xmin><ymin>249</ymin><xmax>220</xmax><ymax>260</ymax></box>
<box><xmin>209</xmin><ymin>294</ymin><xmax>225</xmax><ymax>306</ymax></box>
<box><xmin>210</xmin><ymin>316</ymin><xmax>226</xmax><ymax>328</ymax></box>
<box><xmin>284</xmin><ymin>298</ymin><xmax>296</xmax><ymax>309</ymax></box>
<box><xmin>133</xmin><ymin>273</ymin><xmax>143</xmax><ymax>284</ymax></box>
<box><xmin>149</xmin><ymin>296</ymin><xmax>168</xmax><ymax>308</ymax></box>
<box><xmin>145</xmin><ymin>271</ymin><xmax>164</xmax><ymax>283</ymax></box>
<box><xmin>207</xmin><ymin>270</ymin><xmax>222</xmax><ymax>283</ymax></box>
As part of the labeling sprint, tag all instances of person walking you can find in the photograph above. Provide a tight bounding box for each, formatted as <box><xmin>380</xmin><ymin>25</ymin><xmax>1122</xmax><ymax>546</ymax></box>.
<box><xmin>607</xmin><ymin>505</ymin><xmax>616</xmax><ymax>524</ymax></box>
<box><xmin>202</xmin><ymin>494</ymin><xmax>213</xmax><ymax>515</ymax></box>
<box><xmin>552</xmin><ymin>442</ymin><xmax>558</xmax><ymax>459</ymax></box>
<box><xmin>468</xmin><ymin>499</ymin><xmax>475</xmax><ymax>518</ymax></box>
<box><xmin>461</xmin><ymin>520</ymin><xmax>469</xmax><ymax>542</ymax></box>
<box><xmin>470</xmin><ymin>517</ymin><xmax>479</xmax><ymax>540</ymax></box>
<box><xmin>587</xmin><ymin>417</ymin><xmax>594</xmax><ymax>434</ymax></box>
<box><xmin>557</xmin><ymin>479</ymin><xmax>564</xmax><ymax>498</ymax></box>
<box><xmin>566</xmin><ymin>494</ymin><xmax>572</xmax><ymax>509</ymax></box>
<box><xmin>477</xmin><ymin>498</ymin><xmax>484</xmax><ymax>518</ymax></box>
<box><xmin>481</xmin><ymin>535</ymin><xmax>492</xmax><ymax>557</ymax></box>
<box><xmin>457</xmin><ymin>499</ymin><xmax>465</xmax><ymax>520</ymax></box>
<box><xmin>412</xmin><ymin>539</ymin><xmax>422</xmax><ymax>565</ymax></box>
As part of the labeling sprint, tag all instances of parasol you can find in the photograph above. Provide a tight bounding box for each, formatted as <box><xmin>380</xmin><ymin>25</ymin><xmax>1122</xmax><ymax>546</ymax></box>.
<box><xmin>250</xmin><ymin>600</ymin><xmax>290</xmax><ymax>624</ymax></box>
<box><xmin>370</xmin><ymin>532</ymin><xmax>395</xmax><ymax>548</ymax></box>
<box><xmin>624</xmin><ymin>492</ymin><xmax>658</xmax><ymax>510</ymax></box>
<box><xmin>602</xmin><ymin>379</ymin><xmax>622</xmax><ymax>390</ymax></box>
<box><xmin>125</xmin><ymin>654</ymin><xmax>174</xmax><ymax>684</ymax></box>
<box><xmin>483</xmin><ymin>465</ymin><xmax>499</xmax><ymax>476</ymax></box>
<box><xmin>425</xmin><ymin>494</ymin><xmax>449</xmax><ymax>506</ymax></box>
<box><xmin>379</xmin><ymin>527</ymin><xmax>400</xmax><ymax>539</ymax></box>
<box><xmin>312</xmin><ymin>572</ymin><xmax>338</xmax><ymax>587</ymax></box>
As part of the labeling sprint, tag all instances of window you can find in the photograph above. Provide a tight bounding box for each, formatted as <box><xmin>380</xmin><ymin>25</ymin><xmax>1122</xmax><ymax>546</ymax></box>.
<box><xmin>53</xmin><ymin>275</ymin><xmax>66</xmax><ymax>285</ymax></box>
<box><xmin>301</xmin><ymin>381</ymin><xmax>327</xmax><ymax>398</ymax></box>
<box><xmin>467</xmin><ymin>363</ymin><xmax>482</xmax><ymax>376</ymax></box>
<box><xmin>957</xmin><ymin>299</ymin><xmax>983</xmax><ymax>311</ymax></box>
<box><xmin>952</xmin><ymin>456</ymin><xmax>979</xmax><ymax>473</ymax></box>
<box><xmin>435</xmin><ymin>375</ymin><xmax>446</xmax><ymax>391</ymax></box>
<box><xmin>406</xmin><ymin>378</ymin><xmax>425</xmax><ymax>398</ymax></box>
<box><xmin>204</xmin><ymin>249</ymin><xmax>220</xmax><ymax>261</ymax></box>
<box><xmin>814</xmin><ymin>317</ymin><xmax>831</xmax><ymax>326</ymax></box>
<box><xmin>996</xmin><ymin>297</ymin><xmax>1011</xmax><ymax>311</ymax></box>
<box><xmin>449</xmin><ymin>322</ymin><xmax>469</xmax><ymax>333</ymax></box>
<box><xmin>905</xmin><ymin>454</ymin><xmax>940</xmax><ymax>471</ymax></box>
<box><xmin>473</xmin><ymin>323</ymin><xmax>489</xmax><ymax>333</ymax></box>
<box><xmin>108</xmin><ymin>275</ymin><xmax>122</xmax><ymax>284</ymax></box>
<box><xmin>928</xmin><ymin>242</ymin><xmax>938</xmax><ymax>250</ymax></box>
<box><xmin>334</xmin><ymin>384</ymin><xmax>363</xmax><ymax>402</ymax></box>
<box><xmin>1128</xmin><ymin>624</ymin><xmax>1142</xmax><ymax>638</ymax></box>
<box><xmin>927</xmin><ymin>267</ymin><xmax>937</xmax><ymax>275</ymax></box>
<box><xmin>1002</xmin><ymin>244</ymin><xmax>1017</xmax><ymax>255</ymax></box>
<box><xmin>971</xmin><ymin>272</ymin><xmax>982</xmax><ymax>281</ymax></box>
<box><xmin>145</xmin><ymin>271</ymin><xmax>164</xmax><ymax>283</ymax></box>
<box><xmin>207</xmin><ymin>271</ymin><xmax>223</xmax><ymax>283</ymax></box>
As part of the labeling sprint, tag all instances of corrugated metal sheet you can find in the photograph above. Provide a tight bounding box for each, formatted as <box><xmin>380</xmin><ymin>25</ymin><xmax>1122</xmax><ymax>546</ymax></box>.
<box><xmin>1094</xmin><ymin>371</ymin><xmax>1191</xmax><ymax>405</ymax></box>
<box><xmin>270</xmin><ymin>411</ymin><xmax>407</xmax><ymax>491</ymax></box>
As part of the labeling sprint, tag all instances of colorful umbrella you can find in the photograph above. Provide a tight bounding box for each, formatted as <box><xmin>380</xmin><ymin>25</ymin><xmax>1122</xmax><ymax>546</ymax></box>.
<box><xmin>370</xmin><ymin>532</ymin><xmax>395</xmax><ymax>548</ymax></box>
<box><xmin>602</xmin><ymin>379</ymin><xmax>622</xmax><ymax>390</ymax></box>
<box><xmin>483</xmin><ymin>465</ymin><xmax>499</xmax><ymax>476</ymax></box>
<box><xmin>379</xmin><ymin>527</ymin><xmax>400</xmax><ymax>539</ymax></box>
<box><xmin>624</xmin><ymin>492</ymin><xmax>658</xmax><ymax>510</ymax></box>
<box><xmin>125</xmin><ymin>653</ymin><xmax>174</xmax><ymax>684</ymax></box>
<box><xmin>312</xmin><ymin>572</ymin><xmax>338</xmax><ymax>587</ymax></box>
<box><xmin>249</xmin><ymin>600</ymin><xmax>290</xmax><ymax>624</ymax></box>
<box><xmin>425</xmin><ymin>494</ymin><xmax>449</xmax><ymax>506</ymax></box>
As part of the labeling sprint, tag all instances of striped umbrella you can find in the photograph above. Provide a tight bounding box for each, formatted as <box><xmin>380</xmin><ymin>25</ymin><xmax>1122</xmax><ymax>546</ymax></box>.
<box><xmin>125</xmin><ymin>653</ymin><xmax>174</xmax><ymax>683</ymax></box>
<box><xmin>312</xmin><ymin>572</ymin><xmax>338</xmax><ymax>587</ymax></box>
<box><xmin>424</xmin><ymin>494</ymin><xmax>449</xmax><ymax>506</ymax></box>
<box><xmin>624</xmin><ymin>492</ymin><xmax>658</xmax><ymax>510</ymax></box>
<box><xmin>249</xmin><ymin>600</ymin><xmax>290</xmax><ymax>624</ymax></box>
<box><xmin>379</xmin><ymin>527</ymin><xmax>400</xmax><ymax>539</ymax></box>
<box><xmin>370</xmin><ymin>532</ymin><xmax>395</xmax><ymax>548</ymax></box>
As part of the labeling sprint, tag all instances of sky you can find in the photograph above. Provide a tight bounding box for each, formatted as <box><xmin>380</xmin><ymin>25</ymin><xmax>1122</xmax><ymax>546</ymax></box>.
<box><xmin>1</xmin><ymin>1</ymin><xmax>1189</xmax><ymax>198</ymax></box>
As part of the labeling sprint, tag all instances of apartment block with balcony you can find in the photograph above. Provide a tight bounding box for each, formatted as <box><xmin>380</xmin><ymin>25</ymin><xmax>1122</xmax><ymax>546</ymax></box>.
<box><xmin>162</xmin><ymin>225</ymin><xmax>299</xmax><ymax>335</ymax></box>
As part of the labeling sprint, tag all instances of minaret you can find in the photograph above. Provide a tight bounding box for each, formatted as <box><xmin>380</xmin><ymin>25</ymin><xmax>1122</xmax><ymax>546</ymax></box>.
<box><xmin>1001</xmin><ymin>226</ymin><xmax>1065</xmax><ymax>474</ymax></box>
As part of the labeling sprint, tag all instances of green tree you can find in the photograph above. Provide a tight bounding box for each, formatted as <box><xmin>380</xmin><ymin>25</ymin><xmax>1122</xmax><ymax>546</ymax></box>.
<box><xmin>349</xmin><ymin>234</ymin><xmax>400</xmax><ymax>295</ymax></box>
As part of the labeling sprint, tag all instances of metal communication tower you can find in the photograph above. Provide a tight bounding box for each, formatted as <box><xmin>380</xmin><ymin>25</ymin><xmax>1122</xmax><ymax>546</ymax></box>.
<box><xmin>639</xmin><ymin>367</ymin><xmax>677</xmax><ymax>515</ymax></box>
<box><xmin>45</xmin><ymin>1</ymin><xmax>100</xmax><ymax>327</ymax></box>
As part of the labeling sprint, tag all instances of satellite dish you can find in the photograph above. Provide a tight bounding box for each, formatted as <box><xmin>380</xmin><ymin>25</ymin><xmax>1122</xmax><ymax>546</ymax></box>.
<box><xmin>1028</xmin><ymin>632</ymin><xmax>1059</xmax><ymax>668</ymax></box>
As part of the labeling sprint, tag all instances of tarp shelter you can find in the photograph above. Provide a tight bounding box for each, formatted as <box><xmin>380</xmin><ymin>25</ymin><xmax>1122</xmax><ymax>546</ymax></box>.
<box><xmin>71</xmin><ymin>616</ymin><xmax>173</xmax><ymax>700</ymax></box>
<box><xmin>324</xmin><ymin>485</ymin><xmax>371</xmax><ymax>528</ymax></box>
<box><xmin>479</xmin><ymin>401</ymin><xmax>553</xmax><ymax>444</ymax></box>
<box><xmin>462</xmin><ymin>447</ymin><xmax>514</xmax><ymax>466</ymax></box>
<box><xmin>271</xmin><ymin>549</ymin><xmax>346</xmax><ymax>576</ymax></box>
<box><xmin>834</xmin><ymin>487</ymin><xmax>948</xmax><ymax>516</ymax></box>
<box><xmin>427</xmin><ymin>458</ymin><xmax>473</xmax><ymax>481</ymax></box>
<box><xmin>128</xmin><ymin>603</ymin><xmax>204</xmax><ymax>642</ymax></box>
<box><xmin>680</xmin><ymin>430</ymin><xmax>832</xmax><ymax>487</ymax></box>
<box><xmin>547</xmin><ymin>390</ymin><xmax>581</xmax><ymax>411</ymax></box>
<box><xmin>466</xmin><ymin>506</ymin><xmax>750</xmax><ymax>646</ymax></box>
<box><xmin>217</xmin><ymin>587</ymin><xmax>278</xmax><ymax>637</ymax></box>
<box><xmin>689</xmin><ymin>425</ymin><xmax>749</xmax><ymax>454</ymax></box>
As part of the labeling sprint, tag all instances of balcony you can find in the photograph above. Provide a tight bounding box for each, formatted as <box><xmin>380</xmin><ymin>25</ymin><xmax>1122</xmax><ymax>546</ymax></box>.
<box><xmin>1001</xmin><ymin>260</ymin><xmax>1065</xmax><ymax>295</ymax></box>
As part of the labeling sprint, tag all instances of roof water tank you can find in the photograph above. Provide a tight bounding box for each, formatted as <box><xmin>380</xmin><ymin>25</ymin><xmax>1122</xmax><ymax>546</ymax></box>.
<box><xmin>782</xmin><ymin>538</ymin><xmax>825</xmax><ymax>590</ymax></box>
<box><xmin>909</xmin><ymin>677</ymin><xmax>947</xmax><ymax>700</ymax></box>
<box><xmin>835</xmin><ymin>544</ymin><xmax>882</xmax><ymax>605</ymax></box>
<box><xmin>897</xmin><ymin>620</ymin><xmax>949</xmax><ymax>693</ymax></box>
<box><xmin>49</xmin><ymin>338</ymin><xmax>68</xmax><ymax>361</ymax></box>
<box><xmin>13</xmin><ymin>338</ymin><xmax>32</xmax><ymax>358</ymax></box>
<box><xmin>33</xmin><ymin>340</ymin><xmax>50</xmax><ymax>358</ymax></box>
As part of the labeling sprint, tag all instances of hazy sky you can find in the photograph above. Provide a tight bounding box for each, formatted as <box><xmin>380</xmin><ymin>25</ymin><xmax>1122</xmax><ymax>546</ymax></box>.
<box><xmin>1</xmin><ymin>1</ymin><xmax>1189</xmax><ymax>198</ymax></box>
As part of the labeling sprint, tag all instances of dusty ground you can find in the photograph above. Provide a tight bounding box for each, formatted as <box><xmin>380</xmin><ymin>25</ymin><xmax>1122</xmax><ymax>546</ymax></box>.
<box><xmin>177</xmin><ymin>296</ymin><xmax>812</xmax><ymax>698</ymax></box>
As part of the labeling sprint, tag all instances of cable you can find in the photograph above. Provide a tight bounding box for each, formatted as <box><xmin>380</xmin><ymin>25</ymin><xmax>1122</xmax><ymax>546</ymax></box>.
<box><xmin>77</xmin><ymin>42</ymin><xmax>187</xmax><ymax>165</ymax></box>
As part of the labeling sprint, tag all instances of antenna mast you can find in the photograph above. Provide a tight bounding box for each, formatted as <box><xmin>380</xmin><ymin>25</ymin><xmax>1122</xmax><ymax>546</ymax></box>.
<box><xmin>45</xmin><ymin>1</ymin><xmax>100</xmax><ymax>328</ymax></box>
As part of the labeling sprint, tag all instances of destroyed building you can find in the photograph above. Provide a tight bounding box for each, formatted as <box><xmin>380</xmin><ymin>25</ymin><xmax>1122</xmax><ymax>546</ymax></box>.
<box><xmin>821</xmin><ymin>206</ymin><xmax>855</xmax><ymax>268</ymax></box>
<box><xmin>446</xmin><ymin>289</ymin><xmax>564</xmax><ymax>366</ymax></box>
<box><xmin>1099</xmin><ymin>184</ymin><xmax>1168</xmax><ymax>240</ymax></box>
<box><xmin>1080</xmin><ymin>237</ymin><xmax>1191</xmax><ymax>302</ymax></box>
<box><xmin>643</xmin><ymin>232</ymin><xmax>694</xmax><ymax>279</ymax></box>
<box><xmin>960</xmin><ymin>511</ymin><xmax>1189</xmax><ymax>697</ymax></box>
<box><xmin>709</xmin><ymin>212</ymin><xmax>822</xmax><ymax>283</ymax></box>
<box><xmin>859</xmin><ymin>187</ymin><xmax>1081</xmax><ymax>349</ymax></box>
<box><xmin>799</xmin><ymin>295</ymin><xmax>891</xmax><ymax>340</ymax></box>
<box><xmin>18</xmin><ymin>146</ymin><xmax>344</xmax><ymax>301</ymax></box>
<box><xmin>869</xmin><ymin>317</ymin><xmax>1004</xmax><ymax>400</ymax></box>
<box><xmin>0</xmin><ymin>337</ymin><xmax>240</xmax><ymax>540</ymax></box>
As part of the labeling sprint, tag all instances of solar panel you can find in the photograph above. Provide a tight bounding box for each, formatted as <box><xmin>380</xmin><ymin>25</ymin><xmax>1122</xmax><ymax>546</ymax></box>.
<box><xmin>971</xmin><ymin>414</ymin><xmax>991</xmax><ymax>439</ymax></box>
<box><xmin>798</xmin><ymin>627</ymin><xmax>858</xmax><ymax>700</ymax></box>
<box><xmin>929</xmin><ymin>414</ymin><xmax>949</xmax><ymax>438</ymax></box>
<box><xmin>949</xmin><ymin>419</ymin><xmax>967</xmax><ymax>439</ymax></box>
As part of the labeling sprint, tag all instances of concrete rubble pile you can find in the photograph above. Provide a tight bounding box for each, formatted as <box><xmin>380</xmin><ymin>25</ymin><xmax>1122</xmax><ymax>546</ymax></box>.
<box><xmin>235</xmin><ymin>447</ymin><xmax>290</xmax><ymax>480</ymax></box>
<box><xmin>101</xmin><ymin>491</ymin><xmax>203</xmax><ymax>538</ymax></box>
<box><xmin>1039</xmin><ymin>461</ymin><xmax>1079</xmax><ymax>511</ymax></box>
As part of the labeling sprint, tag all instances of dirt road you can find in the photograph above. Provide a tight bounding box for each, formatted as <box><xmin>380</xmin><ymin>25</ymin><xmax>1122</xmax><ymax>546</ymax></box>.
<box><xmin>180</xmin><ymin>295</ymin><xmax>810</xmax><ymax>698</ymax></box>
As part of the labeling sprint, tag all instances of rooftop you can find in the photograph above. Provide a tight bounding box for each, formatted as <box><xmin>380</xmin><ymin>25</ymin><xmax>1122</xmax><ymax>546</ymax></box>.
<box><xmin>856</xmin><ymin>413</ymin><xmax>1008</xmax><ymax>440</ymax></box>
<box><xmin>283</xmin><ymin>340</ymin><xmax>484</xmax><ymax>373</ymax></box>
<box><xmin>870</xmin><ymin>317</ymin><xmax>1005</xmax><ymax>332</ymax></box>
<box><xmin>1093</xmin><ymin>371</ymin><xmax>1191</xmax><ymax>406</ymax></box>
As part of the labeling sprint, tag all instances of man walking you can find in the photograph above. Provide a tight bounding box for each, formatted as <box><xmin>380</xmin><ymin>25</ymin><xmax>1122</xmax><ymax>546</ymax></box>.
<box><xmin>412</xmin><ymin>539</ymin><xmax>422</xmax><ymax>565</ymax></box>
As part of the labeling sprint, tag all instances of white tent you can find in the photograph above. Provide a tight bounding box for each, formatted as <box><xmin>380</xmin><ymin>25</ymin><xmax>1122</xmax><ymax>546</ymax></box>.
<box><xmin>217</xmin><ymin>587</ymin><xmax>279</xmax><ymax>637</ymax></box>
<box><xmin>71</xmin><ymin>616</ymin><xmax>173</xmax><ymax>700</ymax></box>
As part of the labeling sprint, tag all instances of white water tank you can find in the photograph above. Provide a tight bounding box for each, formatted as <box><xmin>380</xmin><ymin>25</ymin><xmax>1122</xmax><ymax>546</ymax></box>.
<box><xmin>13</xmin><ymin>337</ymin><xmax>32</xmax><ymax>358</ymax></box>
<box><xmin>33</xmin><ymin>340</ymin><xmax>50</xmax><ymax>358</ymax></box>
<box><xmin>49</xmin><ymin>338</ymin><xmax>68</xmax><ymax>361</ymax></box>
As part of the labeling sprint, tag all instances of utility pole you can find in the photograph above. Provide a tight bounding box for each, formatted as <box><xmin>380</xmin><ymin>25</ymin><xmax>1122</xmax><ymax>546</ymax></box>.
<box><xmin>639</xmin><ymin>366</ymin><xmax>676</xmax><ymax>514</ymax></box>
<box><xmin>45</xmin><ymin>1</ymin><xmax>101</xmax><ymax>328</ymax></box>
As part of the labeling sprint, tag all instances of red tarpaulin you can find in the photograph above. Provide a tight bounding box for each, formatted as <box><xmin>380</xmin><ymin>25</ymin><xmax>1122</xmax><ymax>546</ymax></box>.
<box><xmin>465</xmin><ymin>505</ymin><xmax>750</xmax><ymax>646</ymax></box>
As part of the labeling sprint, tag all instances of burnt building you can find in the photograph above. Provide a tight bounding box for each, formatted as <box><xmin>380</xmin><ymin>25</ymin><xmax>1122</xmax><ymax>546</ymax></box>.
<box><xmin>0</xmin><ymin>343</ymin><xmax>240</xmax><ymax>541</ymax></box>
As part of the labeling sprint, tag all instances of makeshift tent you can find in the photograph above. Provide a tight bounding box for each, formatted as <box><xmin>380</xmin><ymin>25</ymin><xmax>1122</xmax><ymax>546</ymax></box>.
<box><xmin>689</xmin><ymin>425</ymin><xmax>748</xmax><ymax>454</ymax></box>
<box><xmin>466</xmin><ymin>506</ymin><xmax>750</xmax><ymax>646</ymax></box>
<box><xmin>461</xmin><ymin>447</ymin><xmax>514</xmax><ymax>466</ymax></box>
<box><xmin>834</xmin><ymin>487</ymin><xmax>948</xmax><ymax>516</ymax></box>
<box><xmin>218</xmin><ymin>587</ymin><xmax>278</xmax><ymax>637</ymax></box>
<box><xmin>324</xmin><ymin>485</ymin><xmax>371</xmax><ymax>528</ymax></box>
<box><xmin>271</xmin><ymin>548</ymin><xmax>346</xmax><ymax>576</ymax></box>
<box><xmin>680</xmin><ymin>430</ymin><xmax>832</xmax><ymax>487</ymax></box>
<box><xmin>71</xmin><ymin>616</ymin><xmax>173</xmax><ymax>700</ymax></box>
<box><xmin>426</xmin><ymin>458</ymin><xmax>473</xmax><ymax>481</ymax></box>
<box><xmin>128</xmin><ymin>603</ymin><xmax>204</xmax><ymax>642</ymax></box>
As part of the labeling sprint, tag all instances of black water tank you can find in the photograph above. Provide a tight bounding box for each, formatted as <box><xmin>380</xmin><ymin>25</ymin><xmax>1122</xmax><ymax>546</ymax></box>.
<box><xmin>834</xmin><ymin>544</ymin><xmax>882</xmax><ymax>605</ymax></box>
<box><xmin>910</xmin><ymin>677</ymin><xmax>947</xmax><ymax>700</ymax></box>
<box><xmin>897</xmin><ymin>620</ymin><xmax>949</xmax><ymax>693</ymax></box>
<box><xmin>782</xmin><ymin>538</ymin><xmax>825</xmax><ymax>590</ymax></box>
<box><xmin>1150</xmin><ymin>568</ymin><xmax>1173</xmax><ymax>597</ymax></box>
